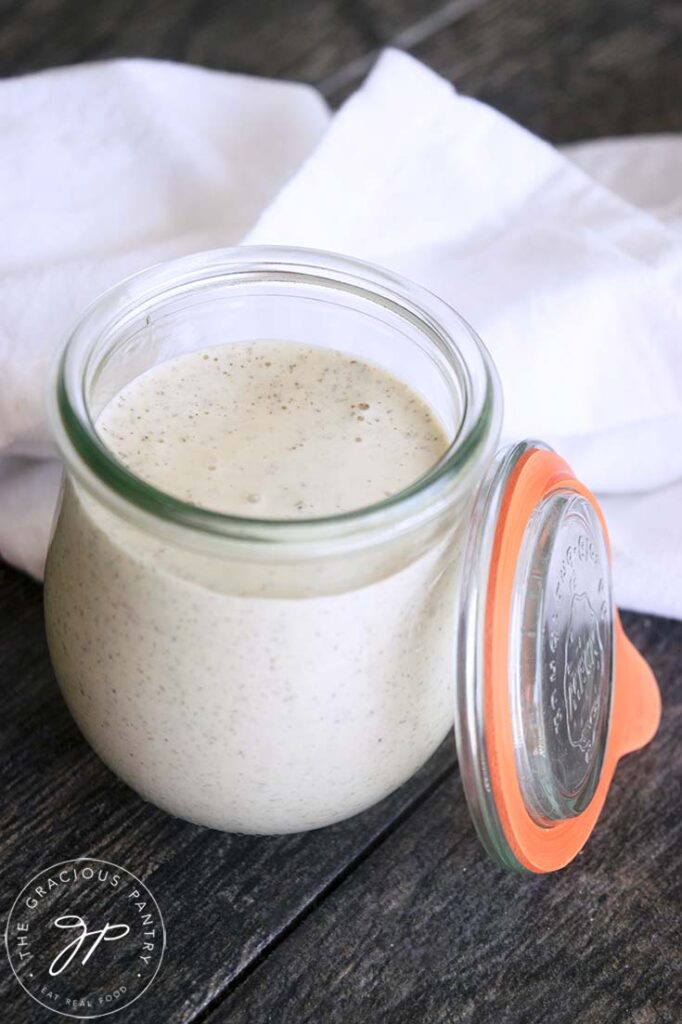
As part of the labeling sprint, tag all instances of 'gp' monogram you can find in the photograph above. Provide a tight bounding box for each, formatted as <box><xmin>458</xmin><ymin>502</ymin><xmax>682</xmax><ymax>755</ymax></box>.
<box><xmin>49</xmin><ymin>916</ymin><xmax>131</xmax><ymax>977</ymax></box>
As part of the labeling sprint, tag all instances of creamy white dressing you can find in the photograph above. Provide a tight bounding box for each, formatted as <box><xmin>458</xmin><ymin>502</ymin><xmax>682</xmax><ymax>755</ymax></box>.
<box><xmin>96</xmin><ymin>342</ymin><xmax>448</xmax><ymax>518</ymax></box>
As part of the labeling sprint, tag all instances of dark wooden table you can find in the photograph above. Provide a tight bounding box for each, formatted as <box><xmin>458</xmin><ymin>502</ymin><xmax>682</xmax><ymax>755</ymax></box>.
<box><xmin>1</xmin><ymin>2</ymin><xmax>681</xmax><ymax>1022</ymax></box>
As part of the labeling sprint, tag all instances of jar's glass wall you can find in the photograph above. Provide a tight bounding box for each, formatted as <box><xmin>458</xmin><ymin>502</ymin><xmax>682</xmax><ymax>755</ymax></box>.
<box><xmin>45</xmin><ymin>247</ymin><xmax>501</xmax><ymax>834</ymax></box>
<box><xmin>85</xmin><ymin>279</ymin><xmax>466</xmax><ymax>441</ymax></box>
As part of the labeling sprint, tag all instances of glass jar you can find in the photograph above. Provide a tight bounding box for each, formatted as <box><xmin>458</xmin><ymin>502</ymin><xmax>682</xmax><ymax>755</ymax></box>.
<box><xmin>44</xmin><ymin>247</ymin><xmax>501</xmax><ymax>835</ymax></box>
<box><xmin>44</xmin><ymin>246</ymin><xmax>660</xmax><ymax>873</ymax></box>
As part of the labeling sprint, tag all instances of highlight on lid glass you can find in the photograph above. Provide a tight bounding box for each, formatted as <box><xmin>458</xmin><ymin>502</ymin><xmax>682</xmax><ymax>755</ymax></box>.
<box><xmin>44</xmin><ymin>246</ymin><xmax>661</xmax><ymax>873</ymax></box>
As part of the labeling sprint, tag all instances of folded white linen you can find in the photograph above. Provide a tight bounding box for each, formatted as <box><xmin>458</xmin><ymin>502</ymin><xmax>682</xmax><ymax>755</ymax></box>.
<box><xmin>1</xmin><ymin>50</ymin><xmax>680</xmax><ymax>617</ymax></box>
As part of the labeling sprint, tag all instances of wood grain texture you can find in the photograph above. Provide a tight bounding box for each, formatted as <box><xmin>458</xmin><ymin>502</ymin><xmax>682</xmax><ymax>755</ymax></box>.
<box><xmin>0</xmin><ymin>564</ymin><xmax>454</xmax><ymax>1023</ymax></box>
<box><xmin>0</xmin><ymin>0</ymin><xmax>372</xmax><ymax>82</ymax></box>
<box><xmin>408</xmin><ymin>0</ymin><xmax>682</xmax><ymax>142</ymax></box>
<box><xmin>205</xmin><ymin>614</ymin><xmax>682</xmax><ymax>1024</ymax></box>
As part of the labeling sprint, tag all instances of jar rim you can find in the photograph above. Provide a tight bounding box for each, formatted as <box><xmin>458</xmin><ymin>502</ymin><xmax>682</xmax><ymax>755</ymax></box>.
<box><xmin>50</xmin><ymin>245</ymin><xmax>502</xmax><ymax>547</ymax></box>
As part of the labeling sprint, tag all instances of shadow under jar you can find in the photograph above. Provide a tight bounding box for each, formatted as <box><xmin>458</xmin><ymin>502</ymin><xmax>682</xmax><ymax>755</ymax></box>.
<box><xmin>44</xmin><ymin>247</ymin><xmax>501</xmax><ymax>836</ymax></box>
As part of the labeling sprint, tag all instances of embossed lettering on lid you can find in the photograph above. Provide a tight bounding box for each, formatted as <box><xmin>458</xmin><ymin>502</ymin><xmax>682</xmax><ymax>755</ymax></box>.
<box><xmin>454</xmin><ymin>442</ymin><xmax>661</xmax><ymax>874</ymax></box>
<box><xmin>509</xmin><ymin>489</ymin><xmax>613</xmax><ymax>824</ymax></box>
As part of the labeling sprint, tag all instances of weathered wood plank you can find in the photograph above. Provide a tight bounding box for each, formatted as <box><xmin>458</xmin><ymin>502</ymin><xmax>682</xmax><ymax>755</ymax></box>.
<box><xmin>0</xmin><ymin>564</ymin><xmax>455</xmax><ymax>1023</ymax></box>
<box><xmin>407</xmin><ymin>0</ymin><xmax>682</xmax><ymax>142</ymax></box>
<box><xmin>322</xmin><ymin>0</ymin><xmax>682</xmax><ymax>137</ymax></box>
<box><xmin>207</xmin><ymin>613</ymin><xmax>682</xmax><ymax>1024</ymax></box>
<box><xmin>0</xmin><ymin>0</ymin><xmax>372</xmax><ymax>83</ymax></box>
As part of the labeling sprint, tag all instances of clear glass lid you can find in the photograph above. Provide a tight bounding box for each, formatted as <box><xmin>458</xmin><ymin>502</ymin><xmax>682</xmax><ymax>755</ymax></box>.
<box><xmin>509</xmin><ymin>483</ymin><xmax>613</xmax><ymax>824</ymax></box>
<box><xmin>453</xmin><ymin>440</ymin><xmax>659</xmax><ymax>874</ymax></box>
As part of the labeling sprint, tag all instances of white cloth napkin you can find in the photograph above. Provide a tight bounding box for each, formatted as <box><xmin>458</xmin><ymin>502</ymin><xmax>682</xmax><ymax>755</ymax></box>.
<box><xmin>1</xmin><ymin>50</ymin><xmax>681</xmax><ymax>619</ymax></box>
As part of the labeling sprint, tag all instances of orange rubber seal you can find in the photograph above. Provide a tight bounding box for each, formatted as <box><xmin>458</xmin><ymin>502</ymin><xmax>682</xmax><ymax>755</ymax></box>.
<box><xmin>485</xmin><ymin>448</ymin><xmax>661</xmax><ymax>872</ymax></box>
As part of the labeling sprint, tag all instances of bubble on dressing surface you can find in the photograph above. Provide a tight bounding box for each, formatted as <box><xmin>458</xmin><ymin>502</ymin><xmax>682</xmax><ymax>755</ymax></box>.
<box><xmin>95</xmin><ymin>341</ymin><xmax>450</xmax><ymax>518</ymax></box>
